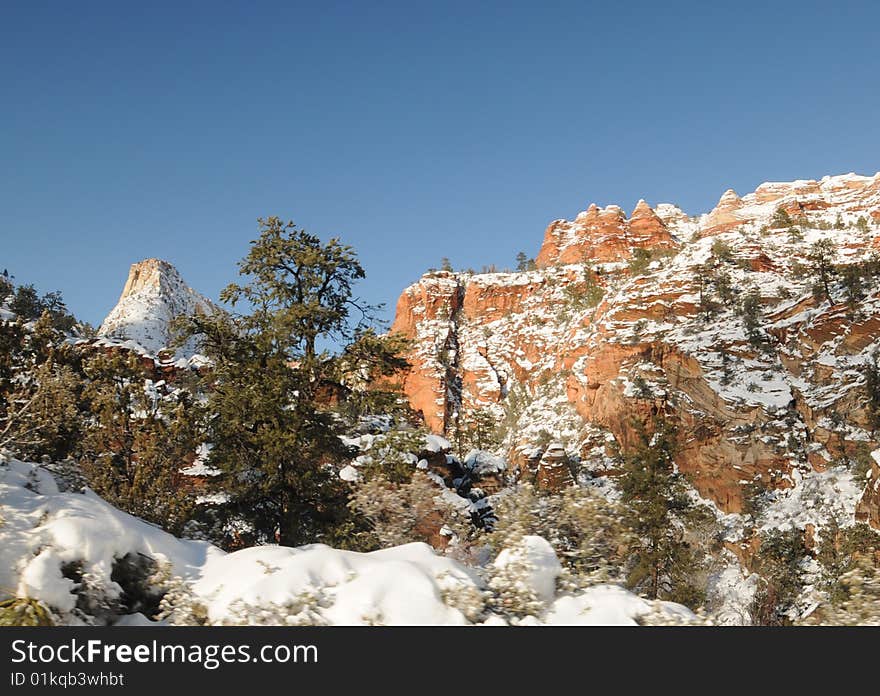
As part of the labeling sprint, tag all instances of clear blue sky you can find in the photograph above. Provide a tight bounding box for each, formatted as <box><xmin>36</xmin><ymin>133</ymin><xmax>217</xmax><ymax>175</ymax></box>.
<box><xmin>2</xmin><ymin>1</ymin><xmax>879</xmax><ymax>328</ymax></box>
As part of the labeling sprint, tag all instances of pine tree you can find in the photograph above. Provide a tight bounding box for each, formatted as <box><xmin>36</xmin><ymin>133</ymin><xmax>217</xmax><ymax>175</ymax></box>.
<box><xmin>617</xmin><ymin>416</ymin><xmax>702</xmax><ymax>603</ymax></box>
<box><xmin>0</xmin><ymin>312</ymin><xmax>85</xmax><ymax>459</ymax></box>
<box><xmin>807</xmin><ymin>239</ymin><xmax>837</xmax><ymax>302</ymax></box>
<box><xmin>739</xmin><ymin>287</ymin><xmax>767</xmax><ymax>351</ymax></box>
<box><xmin>841</xmin><ymin>265</ymin><xmax>865</xmax><ymax>320</ymax></box>
<box><xmin>515</xmin><ymin>252</ymin><xmax>536</xmax><ymax>272</ymax></box>
<box><xmin>179</xmin><ymin>217</ymin><xmax>404</xmax><ymax>547</ymax></box>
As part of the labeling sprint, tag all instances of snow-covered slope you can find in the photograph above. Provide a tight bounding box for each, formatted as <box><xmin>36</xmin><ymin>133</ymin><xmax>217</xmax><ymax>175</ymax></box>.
<box><xmin>0</xmin><ymin>457</ymin><xmax>695</xmax><ymax>626</ymax></box>
<box><xmin>97</xmin><ymin>258</ymin><xmax>217</xmax><ymax>356</ymax></box>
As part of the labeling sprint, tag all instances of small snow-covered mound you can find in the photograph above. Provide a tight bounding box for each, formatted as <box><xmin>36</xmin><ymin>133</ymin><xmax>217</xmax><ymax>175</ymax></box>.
<box><xmin>193</xmin><ymin>543</ymin><xmax>481</xmax><ymax>626</ymax></box>
<box><xmin>0</xmin><ymin>458</ymin><xmax>218</xmax><ymax>620</ymax></box>
<box><xmin>493</xmin><ymin>535</ymin><xmax>562</xmax><ymax>606</ymax></box>
<box><xmin>543</xmin><ymin>585</ymin><xmax>696</xmax><ymax>625</ymax></box>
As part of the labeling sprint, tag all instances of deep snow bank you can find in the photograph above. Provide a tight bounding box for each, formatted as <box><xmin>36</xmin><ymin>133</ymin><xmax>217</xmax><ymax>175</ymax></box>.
<box><xmin>0</xmin><ymin>457</ymin><xmax>695</xmax><ymax>625</ymax></box>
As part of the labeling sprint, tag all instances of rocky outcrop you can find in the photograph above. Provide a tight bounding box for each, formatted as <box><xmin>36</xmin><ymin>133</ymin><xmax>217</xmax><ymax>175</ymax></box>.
<box><xmin>98</xmin><ymin>258</ymin><xmax>218</xmax><ymax>356</ymax></box>
<box><xmin>535</xmin><ymin>201</ymin><xmax>678</xmax><ymax>268</ymax></box>
<box><xmin>391</xmin><ymin>171</ymin><xmax>880</xmax><ymax>525</ymax></box>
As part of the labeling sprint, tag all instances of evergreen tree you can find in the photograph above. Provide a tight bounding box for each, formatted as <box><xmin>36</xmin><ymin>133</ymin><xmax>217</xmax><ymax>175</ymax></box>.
<box><xmin>807</xmin><ymin>239</ymin><xmax>837</xmax><ymax>302</ymax></box>
<box><xmin>454</xmin><ymin>408</ymin><xmax>501</xmax><ymax>455</ymax></box>
<box><xmin>515</xmin><ymin>252</ymin><xmax>536</xmax><ymax>272</ymax></box>
<box><xmin>180</xmin><ymin>217</ymin><xmax>404</xmax><ymax>547</ymax></box>
<box><xmin>79</xmin><ymin>351</ymin><xmax>197</xmax><ymax>535</ymax></box>
<box><xmin>771</xmin><ymin>207</ymin><xmax>793</xmax><ymax>228</ymax></box>
<box><xmin>0</xmin><ymin>312</ymin><xmax>85</xmax><ymax>459</ymax></box>
<box><xmin>749</xmin><ymin>528</ymin><xmax>808</xmax><ymax>625</ymax></box>
<box><xmin>841</xmin><ymin>264</ymin><xmax>865</xmax><ymax>320</ymax></box>
<box><xmin>740</xmin><ymin>287</ymin><xmax>767</xmax><ymax>350</ymax></box>
<box><xmin>860</xmin><ymin>351</ymin><xmax>880</xmax><ymax>434</ymax></box>
<box><xmin>617</xmin><ymin>416</ymin><xmax>702</xmax><ymax>603</ymax></box>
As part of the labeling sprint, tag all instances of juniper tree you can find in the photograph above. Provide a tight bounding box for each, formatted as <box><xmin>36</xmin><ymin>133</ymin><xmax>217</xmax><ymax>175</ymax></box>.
<box><xmin>0</xmin><ymin>312</ymin><xmax>85</xmax><ymax>460</ymax></box>
<box><xmin>771</xmin><ymin>206</ymin><xmax>793</xmax><ymax>228</ymax></box>
<box><xmin>860</xmin><ymin>351</ymin><xmax>880</xmax><ymax>434</ymax></box>
<box><xmin>841</xmin><ymin>265</ymin><xmax>865</xmax><ymax>320</ymax></box>
<box><xmin>79</xmin><ymin>351</ymin><xmax>197</xmax><ymax>535</ymax></box>
<box><xmin>740</xmin><ymin>287</ymin><xmax>767</xmax><ymax>350</ymax></box>
<box><xmin>180</xmin><ymin>217</ymin><xmax>404</xmax><ymax>547</ymax></box>
<box><xmin>807</xmin><ymin>239</ymin><xmax>837</xmax><ymax>303</ymax></box>
<box><xmin>749</xmin><ymin>528</ymin><xmax>809</xmax><ymax>625</ymax></box>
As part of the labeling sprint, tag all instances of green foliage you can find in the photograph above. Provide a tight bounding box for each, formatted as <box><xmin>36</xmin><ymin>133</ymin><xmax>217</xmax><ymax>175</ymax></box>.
<box><xmin>710</xmin><ymin>239</ymin><xmax>734</xmax><ymax>263</ymax></box>
<box><xmin>856</xmin><ymin>216</ymin><xmax>871</xmax><ymax>234</ymax></box>
<box><xmin>627</xmin><ymin>248</ymin><xmax>653</xmax><ymax>275</ymax></box>
<box><xmin>816</xmin><ymin>521</ymin><xmax>880</xmax><ymax>605</ymax></box>
<box><xmin>349</xmin><ymin>470</ymin><xmax>460</xmax><ymax>550</ymax></box>
<box><xmin>5</xmin><ymin>281</ymin><xmax>78</xmax><ymax>333</ymax></box>
<box><xmin>562</xmin><ymin>271</ymin><xmax>604</xmax><ymax>312</ymax></box>
<box><xmin>804</xmin><ymin>553</ymin><xmax>880</xmax><ymax>625</ymax></box>
<box><xmin>489</xmin><ymin>483</ymin><xmax>630</xmax><ymax>583</ymax></box>
<box><xmin>860</xmin><ymin>352</ymin><xmax>880</xmax><ymax>434</ymax></box>
<box><xmin>79</xmin><ymin>351</ymin><xmax>198</xmax><ymax>535</ymax></box>
<box><xmin>840</xmin><ymin>264</ymin><xmax>865</xmax><ymax>320</ymax></box>
<box><xmin>0</xmin><ymin>313</ymin><xmax>86</xmax><ymax>460</ymax></box>
<box><xmin>749</xmin><ymin>528</ymin><xmax>808</xmax><ymax>625</ymax></box>
<box><xmin>806</xmin><ymin>239</ymin><xmax>837</xmax><ymax>303</ymax></box>
<box><xmin>440</xmin><ymin>257</ymin><xmax>453</xmax><ymax>272</ymax></box>
<box><xmin>179</xmin><ymin>217</ymin><xmax>404</xmax><ymax>548</ymax></box>
<box><xmin>693</xmin><ymin>265</ymin><xmax>720</xmax><ymax>320</ymax></box>
<box><xmin>0</xmin><ymin>597</ymin><xmax>55</xmax><ymax>626</ymax></box>
<box><xmin>453</xmin><ymin>408</ymin><xmax>501</xmax><ymax>457</ymax></box>
<box><xmin>739</xmin><ymin>287</ymin><xmax>769</xmax><ymax>351</ymax></box>
<box><xmin>515</xmin><ymin>252</ymin><xmax>536</xmax><ymax>272</ymax></box>
<box><xmin>771</xmin><ymin>207</ymin><xmax>793</xmax><ymax>229</ymax></box>
<box><xmin>714</xmin><ymin>270</ymin><xmax>735</xmax><ymax>305</ymax></box>
<box><xmin>616</xmin><ymin>417</ymin><xmax>702</xmax><ymax>603</ymax></box>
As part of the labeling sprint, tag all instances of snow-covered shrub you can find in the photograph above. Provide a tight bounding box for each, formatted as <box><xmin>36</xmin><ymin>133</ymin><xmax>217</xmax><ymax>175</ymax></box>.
<box><xmin>801</xmin><ymin>554</ymin><xmax>880</xmax><ymax>626</ymax></box>
<box><xmin>489</xmin><ymin>483</ymin><xmax>630</xmax><ymax>585</ymax></box>
<box><xmin>485</xmin><ymin>535</ymin><xmax>560</xmax><ymax>621</ymax></box>
<box><xmin>0</xmin><ymin>597</ymin><xmax>55</xmax><ymax>626</ymax></box>
<box><xmin>218</xmin><ymin>592</ymin><xmax>328</xmax><ymax>626</ymax></box>
<box><xmin>349</xmin><ymin>471</ymin><xmax>464</xmax><ymax>549</ymax></box>
<box><xmin>156</xmin><ymin>574</ymin><xmax>209</xmax><ymax>626</ymax></box>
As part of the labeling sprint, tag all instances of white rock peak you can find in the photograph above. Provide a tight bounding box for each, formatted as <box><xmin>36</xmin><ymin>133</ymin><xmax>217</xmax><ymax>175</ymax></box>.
<box><xmin>97</xmin><ymin>258</ymin><xmax>217</xmax><ymax>355</ymax></box>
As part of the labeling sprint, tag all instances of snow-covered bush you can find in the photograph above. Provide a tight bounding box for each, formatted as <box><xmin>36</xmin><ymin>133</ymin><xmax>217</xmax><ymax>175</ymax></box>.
<box><xmin>349</xmin><ymin>471</ymin><xmax>466</xmax><ymax>549</ymax></box>
<box><xmin>489</xmin><ymin>483</ymin><xmax>630</xmax><ymax>585</ymax></box>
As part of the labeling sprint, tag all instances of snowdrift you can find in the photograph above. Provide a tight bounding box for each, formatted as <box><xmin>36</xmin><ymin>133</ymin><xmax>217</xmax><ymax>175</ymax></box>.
<box><xmin>0</xmin><ymin>457</ymin><xmax>694</xmax><ymax>626</ymax></box>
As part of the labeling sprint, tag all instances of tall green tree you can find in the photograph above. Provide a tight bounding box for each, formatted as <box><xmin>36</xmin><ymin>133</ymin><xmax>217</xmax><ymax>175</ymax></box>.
<box><xmin>807</xmin><ymin>239</ymin><xmax>837</xmax><ymax>303</ymax></box>
<box><xmin>181</xmin><ymin>217</ymin><xmax>404</xmax><ymax>547</ymax></box>
<box><xmin>617</xmin><ymin>416</ymin><xmax>702</xmax><ymax>603</ymax></box>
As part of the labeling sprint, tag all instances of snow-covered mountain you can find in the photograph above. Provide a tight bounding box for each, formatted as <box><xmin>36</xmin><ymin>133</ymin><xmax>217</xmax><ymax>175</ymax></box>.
<box><xmin>391</xmin><ymin>172</ymin><xmax>880</xmax><ymax>544</ymax></box>
<box><xmin>97</xmin><ymin>258</ymin><xmax>217</xmax><ymax>356</ymax></box>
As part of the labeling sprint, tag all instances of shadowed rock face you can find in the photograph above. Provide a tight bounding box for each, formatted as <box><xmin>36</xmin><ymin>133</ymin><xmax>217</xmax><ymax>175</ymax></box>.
<box><xmin>391</xmin><ymin>172</ymin><xmax>880</xmax><ymax>513</ymax></box>
<box><xmin>98</xmin><ymin>258</ymin><xmax>218</xmax><ymax>356</ymax></box>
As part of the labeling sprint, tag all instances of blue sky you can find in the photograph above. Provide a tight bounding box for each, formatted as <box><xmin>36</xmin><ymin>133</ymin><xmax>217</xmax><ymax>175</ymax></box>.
<box><xmin>2</xmin><ymin>1</ymin><xmax>879</xmax><ymax>328</ymax></box>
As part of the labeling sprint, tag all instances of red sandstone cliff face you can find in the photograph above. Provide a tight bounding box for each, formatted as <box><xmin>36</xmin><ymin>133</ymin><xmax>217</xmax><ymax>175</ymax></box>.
<box><xmin>391</xmin><ymin>172</ymin><xmax>880</xmax><ymax>524</ymax></box>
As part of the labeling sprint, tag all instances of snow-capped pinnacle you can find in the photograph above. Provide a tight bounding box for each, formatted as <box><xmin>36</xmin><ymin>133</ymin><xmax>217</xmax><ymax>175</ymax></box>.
<box><xmin>97</xmin><ymin>258</ymin><xmax>217</xmax><ymax>356</ymax></box>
